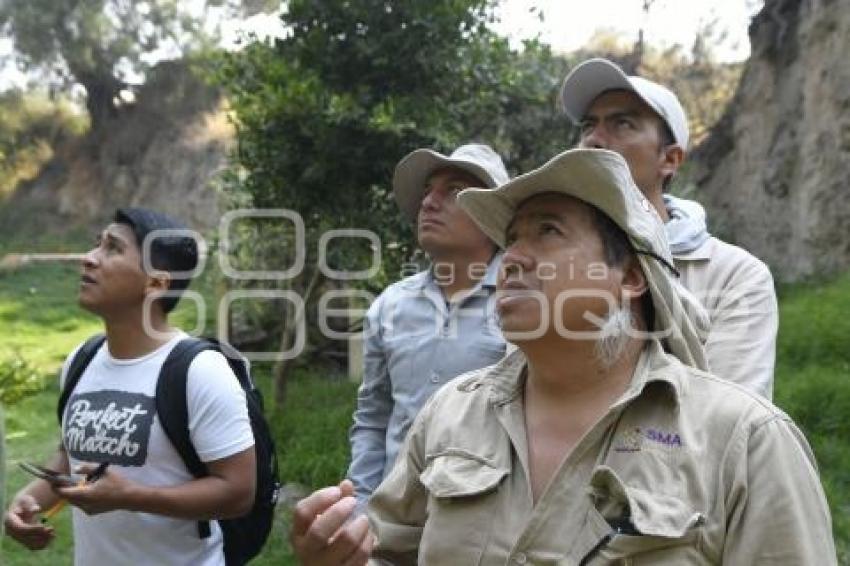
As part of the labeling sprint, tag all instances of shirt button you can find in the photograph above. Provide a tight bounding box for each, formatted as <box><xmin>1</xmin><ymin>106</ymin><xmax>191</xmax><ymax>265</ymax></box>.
<box><xmin>513</xmin><ymin>553</ymin><xmax>527</xmax><ymax>564</ymax></box>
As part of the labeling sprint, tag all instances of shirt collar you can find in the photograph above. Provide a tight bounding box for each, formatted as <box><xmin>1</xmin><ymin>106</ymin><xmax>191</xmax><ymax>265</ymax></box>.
<box><xmin>485</xmin><ymin>339</ymin><xmax>684</xmax><ymax>408</ymax></box>
<box><xmin>614</xmin><ymin>339</ymin><xmax>685</xmax><ymax>406</ymax></box>
<box><xmin>420</xmin><ymin>251</ymin><xmax>503</xmax><ymax>291</ymax></box>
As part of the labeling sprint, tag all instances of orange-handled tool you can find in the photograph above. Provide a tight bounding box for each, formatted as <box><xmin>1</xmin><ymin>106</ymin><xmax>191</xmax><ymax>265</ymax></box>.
<box><xmin>35</xmin><ymin>462</ymin><xmax>110</xmax><ymax>523</ymax></box>
<box><xmin>42</xmin><ymin>498</ymin><xmax>70</xmax><ymax>521</ymax></box>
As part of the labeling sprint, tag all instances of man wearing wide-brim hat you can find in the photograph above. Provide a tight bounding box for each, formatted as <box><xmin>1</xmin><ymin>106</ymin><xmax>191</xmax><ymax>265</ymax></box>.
<box><xmin>292</xmin><ymin>148</ymin><xmax>835</xmax><ymax>564</ymax></box>
<box><xmin>346</xmin><ymin>143</ymin><xmax>510</xmax><ymax>512</ymax></box>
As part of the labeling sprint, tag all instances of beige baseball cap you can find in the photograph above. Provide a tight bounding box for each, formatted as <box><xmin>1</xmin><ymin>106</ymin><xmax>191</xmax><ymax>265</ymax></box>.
<box><xmin>560</xmin><ymin>58</ymin><xmax>689</xmax><ymax>149</ymax></box>
<box><xmin>457</xmin><ymin>148</ymin><xmax>708</xmax><ymax>370</ymax></box>
<box><xmin>392</xmin><ymin>143</ymin><xmax>510</xmax><ymax>222</ymax></box>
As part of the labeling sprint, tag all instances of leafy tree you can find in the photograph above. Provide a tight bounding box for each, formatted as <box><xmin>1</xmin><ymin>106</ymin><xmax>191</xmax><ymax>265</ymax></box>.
<box><xmin>0</xmin><ymin>0</ymin><xmax>275</xmax><ymax>129</ymax></box>
<box><xmin>214</xmin><ymin>0</ymin><xmax>573</xmax><ymax>406</ymax></box>
<box><xmin>0</xmin><ymin>90</ymin><xmax>88</xmax><ymax>196</ymax></box>
<box><xmin>464</xmin><ymin>39</ymin><xmax>575</xmax><ymax>173</ymax></box>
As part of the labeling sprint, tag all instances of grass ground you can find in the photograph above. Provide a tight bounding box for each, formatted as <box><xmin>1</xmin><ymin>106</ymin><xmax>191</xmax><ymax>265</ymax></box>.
<box><xmin>775</xmin><ymin>274</ymin><xmax>850</xmax><ymax>562</ymax></box>
<box><xmin>1</xmin><ymin>249</ymin><xmax>848</xmax><ymax>563</ymax></box>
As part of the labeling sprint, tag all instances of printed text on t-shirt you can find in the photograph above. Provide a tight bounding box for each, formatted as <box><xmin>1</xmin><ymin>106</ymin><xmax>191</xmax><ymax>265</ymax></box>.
<box><xmin>63</xmin><ymin>390</ymin><xmax>155</xmax><ymax>466</ymax></box>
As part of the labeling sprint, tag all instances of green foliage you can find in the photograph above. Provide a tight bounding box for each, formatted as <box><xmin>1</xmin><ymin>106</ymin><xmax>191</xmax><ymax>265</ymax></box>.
<box><xmin>2</xmin><ymin>384</ymin><xmax>76</xmax><ymax>565</ymax></box>
<box><xmin>0</xmin><ymin>262</ymin><xmax>100</xmax><ymax>372</ymax></box>
<box><xmin>776</xmin><ymin>272</ymin><xmax>850</xmax><ymax>368</ymax></box>
<box><xmin>773</xmin><ymin>272</ymin><xmax>850</xmax><ymax>561</ymax></box>
<box><xmin>0</xmin><ymin>90</ymin><xmax>88</xmax><ymax>197</ymax></box>
<box><xmin>471</xmin><ymin>39</ymin><xmax>574</xmax><ymax>173</ymax></box>
<box><xmin>268</xmin><ymin>370</ymin><xmax>358</xmax><ymax>488</ymax></box>
<box><xmin>0</xmin><ymin>205</ymin><xmax>91</xmax><ymax>261</ymax></box>
<box><xmin>213</xmin><ymin>0</ymin><xmax>574</xmax><ymax>270</ymax></box>
<box><xmin>209</xmin><ymin>2</ymin><xmax>576</xmax><ymax>388</ymax></box>
<box><xmin>0</xmin><ymin>0</ymin><xmax>266</xmax><ymax>127</ymax></box>
<box><xmin>0</xmin><ymin>353</ymin><xmax>42</xmax><ymax>406</ymax></box>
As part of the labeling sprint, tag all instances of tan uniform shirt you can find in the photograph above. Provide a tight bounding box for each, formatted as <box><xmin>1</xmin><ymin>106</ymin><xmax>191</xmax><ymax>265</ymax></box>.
<box><xmin>675</xmin><ymin>236</ymin><xmax>778</xmax><ymax>398</ymax></box>
<box><xmin>369</xmin><ymin>341</ymin><xmax>834</xmax><ymax>565</ymax></box>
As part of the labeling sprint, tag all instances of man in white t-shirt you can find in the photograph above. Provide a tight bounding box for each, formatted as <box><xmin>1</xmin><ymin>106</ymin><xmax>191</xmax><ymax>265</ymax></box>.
<box><xmin>3</xmin><ymin>208</ymin><xmax>255</xmax><ymax>565</ymax></box>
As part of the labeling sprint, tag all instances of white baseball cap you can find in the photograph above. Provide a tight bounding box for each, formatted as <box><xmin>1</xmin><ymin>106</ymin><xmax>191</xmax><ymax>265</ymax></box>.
<box><xmin>392</xmin><ymin>143</ymin><xmax>510</xmax><ymax>222</ymax></box>
<box><xmin>560</xmin><ymin>58</ymin><xmax>689</xmax><ymax>149</ymax></box>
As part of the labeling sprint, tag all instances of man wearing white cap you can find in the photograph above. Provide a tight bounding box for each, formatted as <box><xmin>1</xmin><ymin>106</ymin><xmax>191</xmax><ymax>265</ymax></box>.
<box><xmin>346</xmin><ymin>143</ymin><xmax>510</xmax><ymax>511</ymax></box>
<box><xmin>290</xmin><ymin>149</ymin><xmax>834</xmax><ymax>565</ymax></box>
<box><xmin>561</xmin><ymin>58</ymin><xmax>778</xmax><ymax>398</ymax></box>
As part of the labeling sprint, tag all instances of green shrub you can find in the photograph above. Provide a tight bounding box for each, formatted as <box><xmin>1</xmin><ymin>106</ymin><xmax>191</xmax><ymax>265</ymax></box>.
<box><xmin>0</xmin><ymin>353</ymin><xmax>44</xmax><ymax>406</ymax></box>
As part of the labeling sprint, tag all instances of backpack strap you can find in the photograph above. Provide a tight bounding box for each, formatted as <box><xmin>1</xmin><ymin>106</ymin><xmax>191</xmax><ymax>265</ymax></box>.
<box><xmin>157</xmin><ymin>337</ymin><xmax>213</xmax><ymax>538</ymax></box>
<box><xmin>57</xmin><ymin>334</ymin><xmax>107</xmax><ymax>425</ymax></box>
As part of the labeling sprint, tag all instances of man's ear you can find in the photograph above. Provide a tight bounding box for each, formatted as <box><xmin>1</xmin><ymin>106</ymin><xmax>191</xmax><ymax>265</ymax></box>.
<box><xmin>660</xmin><ymin>144</ymin><xmax>685</xmax><ymax>180</ymax></box>
<box><xmin>145</xmin><ymin>270</ymin><xmax>172</xmax><ymax>301</ymax></box>
<box><xmin>620</xmin><ymin>258</ymin><xmax>648</xmax><ymax>301</ymax></box>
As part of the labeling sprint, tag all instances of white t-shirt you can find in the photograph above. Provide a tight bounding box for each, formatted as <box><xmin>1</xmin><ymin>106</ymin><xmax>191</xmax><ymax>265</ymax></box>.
<box><xmin>58</xmin><ymin>333</ymin><xmax>255</xmax><ymax>566</ymax></box>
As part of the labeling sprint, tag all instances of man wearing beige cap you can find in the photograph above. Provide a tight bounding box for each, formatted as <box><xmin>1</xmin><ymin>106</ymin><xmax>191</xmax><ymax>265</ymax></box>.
<box><xmin>561</xmin><ymin>58</ymin><xmax>778</xmax><ymax>398</ymax></box>
<box><xmin>291</xmin><ymin>149</ymin><xmax>834</xmax><ymax>565</ymax></box>
<box><xmin>347</xmin><ymin>143</ymin><xmax>509</xmax><ymax>511</ymax></box>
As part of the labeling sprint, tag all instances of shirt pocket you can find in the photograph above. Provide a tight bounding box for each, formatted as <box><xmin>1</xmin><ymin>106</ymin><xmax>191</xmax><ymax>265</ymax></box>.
<box><xmin>382</xmin><ymin>333</ymin><xmax>423</xmax><ymax>397</ymax></box>
<box><xmin>586</xmin><ymin>466</ymin><xmax>708</xmax><ymax>565</ymax></box>
<box><xmin>418</xmin><ymin>449</ymin><xmax>509</xmax><ymax>564</ymax></box>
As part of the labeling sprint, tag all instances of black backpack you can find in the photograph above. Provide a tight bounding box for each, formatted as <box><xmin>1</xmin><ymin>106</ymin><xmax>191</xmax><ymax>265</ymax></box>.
<box><xmin>57</xmin><ymin>335</ymin><xmax>281</xmax><ymax>566</ymax></box>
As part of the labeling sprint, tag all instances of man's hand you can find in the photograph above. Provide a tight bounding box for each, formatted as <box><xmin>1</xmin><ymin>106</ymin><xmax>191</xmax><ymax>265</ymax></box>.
<box><xmin>3</xmin><ymin>493</ymin><xmax>56</xmax><ymax>550</ymax></box>
<box><xmin>54</xmin><ymin>462</ymin><xmax>132</xmax><ymax>516</ymax></box>
<box><xmin>291</xmin><ymin>479</ymin><xmax>374</xmax><ymax>565</ymax></box>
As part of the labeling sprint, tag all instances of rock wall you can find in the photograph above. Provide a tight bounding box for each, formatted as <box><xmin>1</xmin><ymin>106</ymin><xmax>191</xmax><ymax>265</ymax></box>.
<box><xmin>20</xmin><ymin>60</ymin><xmax>234</xmax><ymax>231</ymax></box>
<box><xmin>690</xmin><ymin>0</ymin><xmax>850</xmax><ymax>282</ymax></box>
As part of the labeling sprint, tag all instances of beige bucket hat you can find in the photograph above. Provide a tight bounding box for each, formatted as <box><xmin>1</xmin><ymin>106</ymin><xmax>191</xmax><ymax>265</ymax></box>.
<box><xmin>392</xmin><ymin>143</ymin><xmax>510</xmax><ymax>222</ymax></box>
<box><xmin>457</xmin><ymin>148</ymin><xmax>708</xmax><ymax>370</ymax></box>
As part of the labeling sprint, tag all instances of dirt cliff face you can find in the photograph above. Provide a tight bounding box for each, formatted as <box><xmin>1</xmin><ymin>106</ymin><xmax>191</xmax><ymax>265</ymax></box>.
<box><xmin>690</xmin><ymin>0</ymin><xmax>850</xmax><ymax>282</ymax></box>
<box><xmin>25</xmin><ymin>60</ymin><xmax>234</xmax><ymax>231</ymax></box>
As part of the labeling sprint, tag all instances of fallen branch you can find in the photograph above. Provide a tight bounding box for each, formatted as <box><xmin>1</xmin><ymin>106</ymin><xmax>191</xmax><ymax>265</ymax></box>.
<box><xmin>0</xmin><ymin>253</ymin><xmax>85</xmax><ymax>272</ymax></box>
